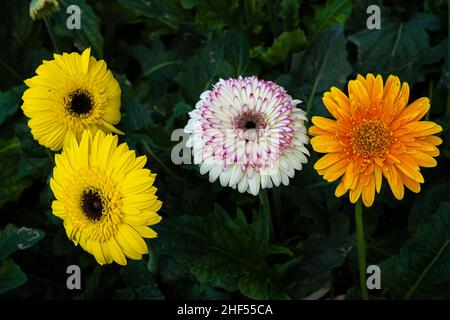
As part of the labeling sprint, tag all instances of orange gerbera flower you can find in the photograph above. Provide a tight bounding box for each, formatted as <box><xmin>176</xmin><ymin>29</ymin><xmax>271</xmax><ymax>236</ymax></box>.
<box><xmin>309</xmin><ymin>74</ymin><xmax>442</xmax><ymax>207</ymax></box>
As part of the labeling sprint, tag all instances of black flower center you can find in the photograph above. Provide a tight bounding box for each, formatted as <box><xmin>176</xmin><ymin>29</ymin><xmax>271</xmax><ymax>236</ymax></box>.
<box><xmin>81</xmin><ymin>190</ymin><xmax>104</xmax><ymax>221</ymax></box>
<box><xmin>235</xmin><ymin>111</ymin><xmax>266</xmax><ymax>131</ymax></box>
<box><xmin>244</xmin><ymin>120</ymin><xmax>256</xmax><ymax>129</ymax></box>
<box><xmin>68</xmin><ymin>90</ymin><xmax>93</xmax><ymax>115</ymax></box>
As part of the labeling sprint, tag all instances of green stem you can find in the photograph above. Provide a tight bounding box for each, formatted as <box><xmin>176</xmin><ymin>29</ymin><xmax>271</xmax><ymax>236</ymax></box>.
<box><xmin>28</xmin><ymin>274</ymin><xmax>64</xmax><ymax>288</ymax></box>
<box><xmin>88</xmin><ymin>264</ymin><xmax>101</xmax><ymax>295</ymax></box>
<box><xmin>141</xmin><ymin>141</ymin><xmax>188</xmax><ymax>187</ymax></box>
<box><xmin>404</xmin><ymin>239</ymin><xmax>450</xmax><ymax>300</ymax></box>
<box><xmin>138</xmin><ymin>60</ymin><xmax>181</xmax><ymax>82</ymax></box>
<box><xmin>44</xmin><ymin>17</ymin><xmax>59</xmax><ymax>52</ymax></box>
<box><xmin>355</xmin><ymin>198</ymin><xmax>369</xmax><ymax>300</ymax></box>
<box><xmin>0</xmin><ymin>57</ymin><xmax>23</xmax><ymax>82</ymax></box>
<box><xmin>259</xmin><ymin>189</ymin><xmax>273</xmax><ymax>243</ymax></box>
<box><xmin>272</xmin><ymin>188</ymin><xmax>283</xmax><ymax>238</ymax></box>
<box><xmin>266</xmin><ymin>1</ymin><xmax>277</xmax><ymax>37</ymax></box>
<box><xmin>46</xmin><ymin>149</ymin><xmax>55</xmax><ymax>166</ymax></box>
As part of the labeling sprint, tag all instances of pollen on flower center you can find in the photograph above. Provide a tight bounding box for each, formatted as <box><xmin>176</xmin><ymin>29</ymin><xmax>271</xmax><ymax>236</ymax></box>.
<box><xmin>68</xmin><ymin>89</ymin><xmax>94</xmax><ymax>116</ymax></box>
<box><xmin>81</xmin><ymin>189</ymin><xmax>105</xmax><ymax>221</ymax></box>
<box><xmin>349</xmin><ymin>119</ymin><xmax>393</xmax><ymax>158</ymax></box>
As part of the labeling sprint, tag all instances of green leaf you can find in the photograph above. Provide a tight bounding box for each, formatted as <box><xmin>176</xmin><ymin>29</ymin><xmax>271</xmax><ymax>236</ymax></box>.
<box><xmin>127</xmin><ymin>41</ymin><xmax>179</xmax><ymax>80</ymax></box>
<box><xmin>305</xmin><ymin>0</ymin><xmax>351</xmax><ymax>40</ymax></box>
<box><xmin>409</xmin><ymin>181</ymin><xmax>450</xmax><ymax>232</ymax></box>
<box><xmin>287</xmin><ymin>235</ymin><xmax>353</xmax><ymax>298</ymax></box>
<box><xmin>156</xmin><ymin>204</ymin><xmax>271</xmax><ymax>299</ymax></box>
<box><xmin>0</xmin><ymin>224</ymin><xmax>45</xmax><ymax>260</ymax></box>
<box><xmin>0</xmin><ymin>85</ymin><xmax>25</xmax><ymax>126</ymax></box>
<box><xmin>268</xmin><ymin>245</ymin><xmax>294</xmax><ymax>256</ymax></box>
<box><xmin>113</xmin><ymin>287</ymin><xmax>136</xmax><ymax>300</ymax></box>
<box><xmin>381</xmin><ymin>202</ymin><xmax>450</xmax><ymax>299</ymax></box>
<box><xmin>0</xmin><ymin>259</ymin><xmax>27</xmax><ymax>294</ymax></box>
<box><xmin>252</xmin><ymin>30</ymin><xmax>307</xmax><ymax>66</ymax></box>
<box><xmin>164</xmin><ymin>102</ymin><xmax>192</xmax><ymax>132</ymax></box>
<box><xmin>179</xmin><ymin>0</ymin><xmax>202</xmax><ymax>10</ymax></box>
<box><xmin>175</xmin><ymin>46</ymin><xmax>216</xmax><ymax>103</ymax></box>
<box><xmin>120</xmin><ymin>260</ymin><xmax>164</xmax><ymax>300</ymax></box>
<box><xmin>118</xmin><ymin>75</ymin><xmax>153</xmax><ymax>132</ymax></box>
<box><xmin>118</xmin><ymin>0</ymin><xmax>189</xmax><ymax>23</ymax></box>
<box><xmin>280</xmin><ymin>0</ymin><xmax>300</xmax><ymax>31</ymax></box>
<box><xmin>216</xmin><ymin>31</ymin><xmax>250</xmax><ymax>77</ymax></box>
<box><xmin>293</xmin><ymin>26</ymin><xmax>352</xmax><ymax>116</ymax></box>
<box><xmin>348</xmin><ymin>13</ymin><xmax>440</xmax><ymax>85</ymax></box>
<box><xmin>14</xmin><ymin>121</ymin><xmax>52</xmax><ymax>182</ymax></box>
<box><xmin>53</xmin><ymin>0</ymin><xmax>103</xmax><ymax>57</ymax></box>
<box><xmin>0</xmin><ymin>138</ymin><xmax>32</xmax><ymax>209</ymax></box>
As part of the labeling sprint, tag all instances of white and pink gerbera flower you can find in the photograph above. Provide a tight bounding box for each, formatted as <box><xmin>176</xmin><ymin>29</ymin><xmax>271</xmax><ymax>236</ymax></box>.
<box><xmin>184</xmin><ymin>76</ymin><xmax>310</xmax><ymax>195</ymax></box>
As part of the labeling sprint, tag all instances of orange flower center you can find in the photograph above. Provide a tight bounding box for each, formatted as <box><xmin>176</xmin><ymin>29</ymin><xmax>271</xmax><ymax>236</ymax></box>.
<box><xmin>349</xmin><ymin>119</ymin><xmax>393</xmax><ymax>158</ymax></box>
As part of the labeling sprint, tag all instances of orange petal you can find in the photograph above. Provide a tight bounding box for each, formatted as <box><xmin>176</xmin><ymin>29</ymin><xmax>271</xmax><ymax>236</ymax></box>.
<box><xmin>410</xmin><ymin>150</ymin><xmax>437</xmax><ymax>168</ymax></box>
<box><xmin>390</xmin><ymin>99</ymin><xmax>427</xmax><ymax>130</ymax></box>
<box><xmin>423</xmin><ymin>135</ymin><xmax>442</xmax><ymax>146</ymax></box>
<box><xmin>344</xmin><ymin>160</ymin><xmax>355</xmax><ymax>189</ymax></box>
<box><xmin>374</xmin><ymin>165</ymin><xmax>382</xmax><ymax>193</ymax></box>
<box><xmin>405</xmin><ymin>121</ymin><xmax>442</xmax><ymax>137</ymax></box>
<box><xmin>349</xmin><ymin>79</ymin><xmax>370</xmax><ymax>109</ymax></box>
<box><xmin>308</xmin><ymin>125</ymin><xmax>329</xmax><ymax>136</ymax></box>
<box><xmin>387</xmin><ymin>173</ymin><xmax>404</xmax><ymax>200</ymax></box>
<box><xmin>394</xmin><ymin>162</ymin><xmax>424</xmax><ymax>183</ymax></box>
<box><xmin>323</xmin><ymin>158</ymin><xmax>349</xmax><ymax>182</ymax></box>
<box><xmin>323</xmin><ymin>93</ymin><xmax>344</xmax><ymax>120</ymax></box>
<box><xmin>362</xmin><ymin>177</ymin><xmax>375</xmax><ymax>207</ymax></box>
<box><xmin>311</xmin><ymin>135</ymin><xmax>341</xmax><ymax>153</ymax></box>
<box><xmin>398</xmin><ymin>171</ymin><xmax>421</xmax><ymax>193</ymax></box>
<box><xmin>335</xmin><ymin>179</ymin><xmax>347</xmax><ymax>197</ymax></box>
<box><xmin>314</xmin><ymin>153</ymin><xmax>345</xmax><ymax>170</ymax></box>
<box><xmin>349</xmin><ymin>182</ymin><xmax>364</xmax><ymax>203</ymax></box>
<box><xmin>311</xmin><ymin>116</ymin><xmax>338</xmax><ymax>132</ymax></box>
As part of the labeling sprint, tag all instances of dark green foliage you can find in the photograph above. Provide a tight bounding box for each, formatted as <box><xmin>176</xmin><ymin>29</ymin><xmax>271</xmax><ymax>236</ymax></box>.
<box><xmin>0</xmin><ymin>0</ymin><xmax>449</xmax><ymax>300</ymax></box>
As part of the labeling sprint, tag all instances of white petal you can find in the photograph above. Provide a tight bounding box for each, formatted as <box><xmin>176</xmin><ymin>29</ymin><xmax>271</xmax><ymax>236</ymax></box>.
<box><xmin>209</xmin><ymin>165</ymin><xmax>221</xmax><ymax>182</ymax></box>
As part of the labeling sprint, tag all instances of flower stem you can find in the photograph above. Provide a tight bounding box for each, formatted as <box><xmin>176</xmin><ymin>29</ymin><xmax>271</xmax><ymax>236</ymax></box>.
<box><xmin>46</xmin><ymin>149</ymin><xmax>55</xmax><ymax>166</ymax></box>
<box><xmin>141</xmin><ymin>141</ymin><xmax>189</xmax><ymax>187</ymax></box>
<box><xmin>259</xmin><ymin>189</ymin><xmax>273</xmax><ymax>243</ymax></box>
<box><xmin>44</xmin><ymin>17</ymin><xmax>59</xmax><ymax>53</ymax></box>
<box><xmin>272</xmin><ymin>188</ymin><xmax>283</xmax><ymax>239</ymax></box>
<box><xmin>0</xmin><ymin>57</ymin><xmax>22</xmax><ymax>82</ymax></box>
<box><xmin>355</xmin><ymin>198</ymin><xmax>369</xmax><ymax>300</ymax></box>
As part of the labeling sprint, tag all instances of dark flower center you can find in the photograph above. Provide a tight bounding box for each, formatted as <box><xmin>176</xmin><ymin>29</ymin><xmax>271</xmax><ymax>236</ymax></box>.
<box><xmin>244</xmin><ymin>121</ymin><xmax>256</xmax><ymax>129</ymax></box>
<box><xmin>68</xmin><ymin>90</ymin><xmax>93</xmax><ymax>115</ymax></box>
<box><xmin>81</xmin><ymin>189</ymin><xmax>104</xmax><ymax>221</ymax></box>
<box><xmin>235</xmin><ymin>111</ymin><xmax>266</xmax><ymax>131</ymax></box>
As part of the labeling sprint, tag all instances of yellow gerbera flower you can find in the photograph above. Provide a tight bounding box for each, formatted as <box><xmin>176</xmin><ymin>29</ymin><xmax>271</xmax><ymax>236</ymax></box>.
<box><xmin>22</xmin><ymin>48</ymin><xmax>123</xmax><ymax>151</ymax></box>
<box><xmin>50</xmin><ymin>130</ymin><xmax>162</xmax><ymax>265</ymax></box>
<box><xmin>309</xmin><ymin>74</ymin><xmax>442</xmax><ymax>207</ymax></box>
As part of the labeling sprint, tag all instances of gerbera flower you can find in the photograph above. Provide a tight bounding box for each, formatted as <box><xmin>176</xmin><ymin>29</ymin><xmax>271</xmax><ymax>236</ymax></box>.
<box><xmin>22</xmin><ymin>48</ymin><xmax>123</xmax><ymax>151</ymax></box>
<box><xmin>184</xmin><ymin>76</ymin><xmax>309</xmax><ymax>196</ymax></box>
<box><xmin>50</xmin><ymin>130</ymin><xmax>162</xmax><ymax>265</ymax></box>
<box><xmin>309</xmin><ymin>74</ymin><xmax>442</xmax><ymax>207</ymax></box>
